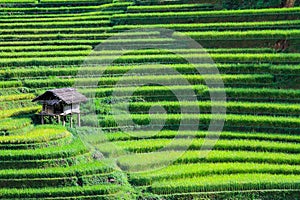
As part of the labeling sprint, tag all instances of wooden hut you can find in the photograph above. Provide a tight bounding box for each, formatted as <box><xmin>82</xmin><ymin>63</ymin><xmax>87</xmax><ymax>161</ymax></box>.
<box><xmin>32</xmin><ymin>88</ymin><xmax>87</xmax><ymax>127</ymax></box>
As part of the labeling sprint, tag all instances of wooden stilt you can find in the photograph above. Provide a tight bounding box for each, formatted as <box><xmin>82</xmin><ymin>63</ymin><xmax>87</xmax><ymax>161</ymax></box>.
<box><xmin>63</xmin><ymin>116</ymin><xmax>66</xmax><ymax>126</ymax></box>
<box><xmin>77</xmin><ymin>113</ymin><xmax>81</xmax><ymax>127</ymax></box>
<box><xmin>58</xmin><ymin>115</ymin><xmax>61</xmax><ymax>124</ymax></box>
<box><xmin>70</xmin><ymin>114</ymin><xmax>73</xmax><ymax>128</ymax></box>
<box><xmin>41</xmin><ymin>115</ymin><xmax>44</xmax><ymax>125</ymax></box>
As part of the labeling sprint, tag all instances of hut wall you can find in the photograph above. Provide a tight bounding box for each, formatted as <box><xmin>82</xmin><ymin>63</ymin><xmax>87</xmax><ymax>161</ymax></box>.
<box><xmin>45</xmin><ymin>105</ymin><xmax>54</xmax><ymax>114</ymax></box>
<box><xmin>63</xmin><ymin>103</ymin><xmax>80</xmax><ymax>115</ymax></box>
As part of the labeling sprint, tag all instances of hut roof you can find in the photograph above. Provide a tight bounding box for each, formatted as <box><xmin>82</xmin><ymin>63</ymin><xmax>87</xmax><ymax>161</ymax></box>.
<box><xmin>32</xmin><ymin>88</ymin><xmax>88</xmax><ymax>104</ymax></box>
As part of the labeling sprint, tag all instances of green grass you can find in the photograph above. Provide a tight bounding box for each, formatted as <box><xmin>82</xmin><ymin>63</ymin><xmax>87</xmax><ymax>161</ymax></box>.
<box><xmin>88</xmin><ymin>130</ymin><xmax>300</xmax><ymax>143</ymax></box>
<box><xmin>115</xmin><ymin>101</ymin><xmax>300</xmax><ymax>116</ymax></box>
<box><xmin>0</xmin><ymin>63</ymin><xmax>277</xmax><ymax>79</ymax></box>
<box><xmin>0</xmin><ymin>31</ymin><xmax>161</xmax><ymax>41</ymax></box>
<box><xmin>40</xmin><ymin>0</ymin><xmax>112</xmax><ymax>3</ymax></box>
<box><xmin>0</xmin><ymin>138</ymin><xmax>88</xmax><ymax>160</ymax></box>
<box><xmin>0</xmin><ymin>1</ymin><xmax>299</xmax><ymax>198</ymax></box>
<box><xmin>0</xmin><ymin>99</ymin><xmax>33</xmax><ymax>110</ymax></box>
<box><xmin>181</xmin><ymin>29</ymin><xmax>300</xmax><ymax>40</ymax></box>
<box><xmin>0</xmin><ymin>160</ymin><xmax>113</xmax><ymax>179</ymax></box>
<box><xmin>0</xmin><ymin>50</ymin><xmax>92</xmax><ymax>58</ymax></box>
<box><xmin>209</xmin><ymin>88</ymin><xmax>300</xmax><ymax>102</ymax></box>
<box><xmin>3</xmin><ymin>63</ymin><xmax>298</xmax><ymax>81</ymax></box>
<box><xmin>127</xmin><ymin>3</ymin><xmax>214</xmax><ymax>12</ymax></box>
<box><xmin>99</xmin><ymin>113</ymin><xmax>300</xmax><ymax>131</ymax></box>
<box><xmin>0</xmin><ymin>27</ymin><xmax>111</xmax><ymax>35</ymax></box>
<box><xmin>0</xmin><ymin>93</ymin><xmax>35</xmax><ymax>102</ymax></box>
<box><xmin>0</xmin><ymin>2</ymin><xmax>128</xmax><ymax>13</ymax></box>
<box><xmin>80</xmin><ymin>86</ymin><xmax>300</xmax><ymax>103</ymax></box>
<box><xmin>0</xmin><ymin>125</ymin><xmax>70</xmax><ymax>144</ymax></box>
<box><xmin>0</xmin><ymin>38</ymin><xmax>103</xmax><ymax>47</ymax></box>
<box><xmin>0</xmin><ymin>45</ymin><xmax>92</xmax><ymax>52</ymax></box>
<box><xmin>113</xmin><ymin>20</ymin><xmax>300</xmax><ymax>31</ymax></box>
<box><xmin>0</xmin><ymin>184</ymin><xmax>126</xmax><ymax>198</ymax></box>
<box><xmin>39</xmin><ymin>0</ymin><xmax>111</xmax><ymax>3</ymax></box>
<box><xmin>0</xmin><ymin>118</ymin><xmax>32</xmax><ymax>132</ymax></box>
<box><xmin>1</xmin><ymin>53</ymin><xmax>299</xmax><ymax>67</ymax></box>
<box><xmin>0</xmin><ymin>15</ymin><xmax>110</xmax><ymax>23</ymax></box>
<box><xmin>0</xmin><ymin>10</ymin><xmax>121</xmax><ymax>19</ymax></box>
<box><xmin>0</xmin><ymin>106</ymin><xmax>40</xmax><ymax>120</ymax></box>
<box><xmin>0</xmin><ymin>20</ymin><xmax>110</xmax><ymax>29</ymax></box>
<box><xmin>151</xmin><ymin>173</ymin><xmax>300</xmax><ymax>194</ymax></box>
<box><xmin>0</xmin><ymin>74</ymin><xmax>274</xmax><ymax>89</ymax></box>
<box><xmin>0</xmin><ymin>0</ymin><xmax>35</xmax><ymax>3</ymax></box>
<box><xmin>271</xmin><ymin>65</ymin><xmax>300</xmax><ymax>75</ymax></box>
<box><xmin>20</xmin><ymin>74</ymin><xmax>274</xmax><ymax>88</ymax></box>
<box><xmin>0</xmin><ymin>152</ymin><xmax>92</xmax><ymax>169</ymax></box>
<box><xmin>112</xmin><ymin>137</ymin><xmax>300</xmax><ymax>153</ymax></box>
<box><xmin>112</xmin><ymin>7</ymin><xmax>300</xmax><ymax>24</ymax></box>
<box><xmin>130</xmin><ymin>162</ymin><xmax>300</xmax><ymax>186</ymax></box>
<box><xmin>0</xmin><ymin>80</ymin><xmax>22</xmax><ymax>88</ymax></box>
<box><xmin>117</xmin><ymin>150</ymin><xmax>300</xmax><ymax>171</ymax></box>
<box><xmin>0</xmin><ymin>48</ymin><xmax>276</xmax><ymax>58</ymax></box>
<box><xmin>115</xmin><ymin>7</ymin><xmax>300</xmax><ymax>18</ymax></box>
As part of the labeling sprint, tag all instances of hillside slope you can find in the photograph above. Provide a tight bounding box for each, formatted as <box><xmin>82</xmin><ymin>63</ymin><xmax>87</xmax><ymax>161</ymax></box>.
<box><xmin>0</xmin><ymin>0</ymin><xmax>299</xmax><ymax>199</ymax></box>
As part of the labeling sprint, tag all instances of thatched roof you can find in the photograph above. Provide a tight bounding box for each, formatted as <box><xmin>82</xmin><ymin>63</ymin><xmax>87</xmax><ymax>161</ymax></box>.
<box><xmin>32</xmin><ymin>88</ymin><xmax>88</xmax><ymax>104</ymax></box>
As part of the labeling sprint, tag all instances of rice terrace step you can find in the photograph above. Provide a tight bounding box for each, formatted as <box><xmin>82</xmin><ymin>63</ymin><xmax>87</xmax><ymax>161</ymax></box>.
<box><xmin>0</xmin><ymin>0</ymin><xmax>299</xmax><ymax>199</ymax></box>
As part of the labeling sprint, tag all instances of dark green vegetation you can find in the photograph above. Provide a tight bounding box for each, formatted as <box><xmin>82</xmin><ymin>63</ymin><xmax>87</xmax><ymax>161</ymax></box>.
<box><xmin>0</xmin><ymin>0</ymin><xmax>299</xmax><ymax>199</ymax></box>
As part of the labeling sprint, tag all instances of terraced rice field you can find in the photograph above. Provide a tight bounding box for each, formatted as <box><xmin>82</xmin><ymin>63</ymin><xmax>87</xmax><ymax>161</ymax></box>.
<box><xmin>0</xmin><ymin>0</ymin><xmax>299</xmax><ymax>199</ymax></box>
